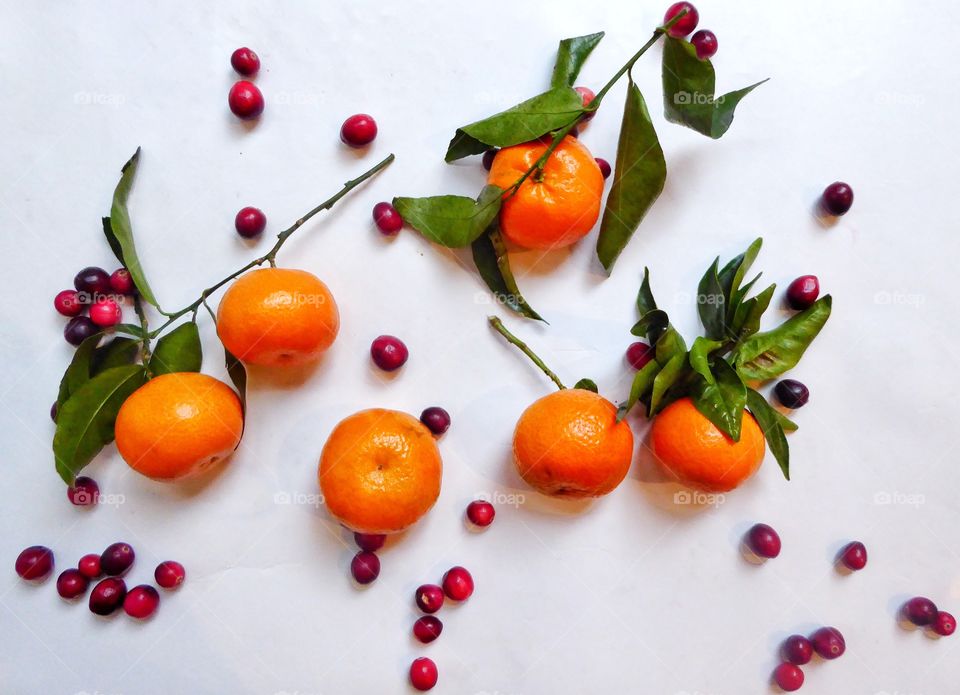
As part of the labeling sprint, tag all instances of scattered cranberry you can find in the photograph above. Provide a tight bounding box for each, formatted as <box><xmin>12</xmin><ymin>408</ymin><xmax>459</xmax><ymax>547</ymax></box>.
<box><xmin>56</xmin><ymin>568</ymin><xmax>89</xmax><ymax>599</ymax></box>
<box><xmin>100</xmin><ymin>542</ymin><xmax>135</xmax><ymax>577</ymax></box>
<box><xmin>64</xmin><ymin>316</ymin><xmax>98</xmax><ymax>346</ymax></box>
<box><xmin>416</xmin><ymin>584</ymin><xmax>445</xmax><ymax>614</ymax></box>
<box><xmin>230</xmin><ymin>47</ymin><xmax>260</xmax><ymax>76</ymax></box>
<box><xmin>109</xmin><ymin>268</ymin><xmax>135</xmax><ymax>295</ymax></box>
<box><xmin>690</xmin><ymin>29</ymin><xmax>718</xmax><ymax>60</ymax></box>
<box><xmin>350</xmin><ymin>551</ymin><xmax>380</xmax><ymax>585</ymax></box>
<box><xmin>595</xmin><ymin>157</ymin><xmax>611</xmax><ymax>180</ymax></box>
<box><xmin>15</xmin><ymin>546</ymin><xmax>54</xmax><ymax>581</ymax></box>
<box><xmin>933</xmin><ymin>611</ymin><xmax>956</xmax><ymax>637</ymax></box>
<box><xmin>413</xmin><ymin>615</ymin><xmax>443</xmax><ymax>644</ymax></box>
<box><xmin>354</xmin><ymin>533</ymin><xmax>386</xmax><ymax>552</ymax></box>
<box><xmin>773</xmin><ymin>662</ymin><xmax>804</xmax><ymax>692</ymax></box>
<box><xmin>903</xmin><ymin>597</ymin><xmax>938</xmax><ymax>626</ymax></box>
<box><xmin>442</xmin><ymin>566</ymin><xmax>474</xmax><ymax>601</ymax></box>
<box><xmin>466</xmin><ymin>500</ymin><xmax>495</xmax><ymax>527</ymax></box>
<box><xmin>746</xmin><ymin>523</ymin><xmax>781</xmax><ymax>559</ymax></box>
<box><xmin>78</xmin><ymin>554</ymin><xmax>102</xmax><ymax>580</ymax></box>
<box><xmin>626</xmin><ymin>341</ymin><xmax>654</xmax><ymax>370</ymax></box>
<box><xmin>821</xmin><ymin>182</ymin><xmax>854</xmax><ymax>216</ymax></box>
<box><xmin>50</xmin><ymin>401</ymin><xmax>58</xmax><ymax>422</ymax></box>
<box><xmin>575</xmin><ymin>86</ymin><xmax>596</xmax><ymax>121</ymax></box>
<box><xmin>340</xmin><ymin>114</ymin><xmax>378</xmax><ymax>147</ymax></box>
<box><xmin>89</xmin><ymin>577</ymin><xmax>126</xmax><ymax>616</ymax></box>
<box><xmin>838</xmin><ymin>541</ymin><xmax>867</xmax><ymax>571</ymax></box>
<box><xmin>782</xmin><ymin>635</ymin><xmax>813</xmax><ymax>665</ymax></box>
<box><xmin>54</xmin><ymin>290</ymin><xmax>84</xmax><ymax>317</ymax></box>
<box><xmin>89</xmin><ymin>298</ymin><xmax>122</xmax><ymax>327</ymax></box>
<box><xmin>482</xmin><ymin>149</ymin><xmax>498</xmax><ymax>171</ymax></box>
<box><xmin>663</xmin><ymin>2</ymin><xmax>699</xmax><ymax>37</ymax></box>
<box><xmin>73</xmin><ymin>266</ymin><xmax>111</xmax><ymax>296</ymax></box>
<box><xmin>235</xmin><ymin>206</ymin><xmax>267</xmax><ymax>238</ymax></box>
<box><xmin>370</xmin><ymin>335</ymin><xmax>408</xmax><ymax>371</ymax></box>
<box><xmin>67</xmin><ymin>476</ymin><xmax>100</xmax><ymax>506</ymax></box>
<box><xmin>420</xmin><ymin>407</ymin><xmax>451</xmax><ymax>435</ymax></box>
<box><xmin>774</xmin><ymin>379</ymin><xmax>810</xmax><ymax>409</ymax></box>
<box><xmin>786</xmin><ymin>275</ymin><xmax>819</xmax><ymax>310</ymax></box>
<box><xmin>154</xmin><ymin>561</ymin><xmax>186</xmax><ymax>589</ymax></box>
<box><xmin>123</xmin><ymin>584</ymin><xmax>160</xmax><ymax>619</ymax></box>
<box><xmin>372</xmin><ymin>202</ymin><xmax>403</xmax><ymax>236</ymax></box>
<box><xmin>409</xmin><ymin>657</ymin><xmax>438</xmax><ymax>691</ymax></box>
<box><xmin>810</xmin><ymin>626</ymin><xmax>846</xmax><ymax>659</ymax></box>
<box><xmin>228</xmin><ymin>80</ymin><xmax>264</xmax><ymax>120</ymax></box>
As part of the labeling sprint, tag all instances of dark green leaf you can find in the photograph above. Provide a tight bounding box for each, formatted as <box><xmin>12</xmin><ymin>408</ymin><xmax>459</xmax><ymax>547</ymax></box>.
<box><xmin>53</xmin><ymin>365</ymin><xmax>147</xmax><ymax>485</ymax></box>
<box><xmin>394</xmin><ymin>185</ymin><xmax>503</xmax><ymax>248</ymax></box>
<box><xmin>735</xmin><ymin>296</ymin><xmax>832</xmax><ymax>381</ymax></box>
<box><xmin>649</xmin><ymin>352</ymin><xmax>686</xmax><ymax>415</ymax></box>
<box><xmin>636</xmin><ymin>267</ymin><xmax>658</xmax><ymax>316</ymax></box>
<box><xmin>718</xmin><ymin>238</ymin><xmax>762</xmax><ymax>324</ymax></box>
<box><xmin>617</xmin><ymin>358</ymin><xmax>661</xmax><ymax>421</ymax></box>
<box><xmin>691</xmin><ymin>358</ymin><xmax>747</xmax><ymax>441</ymax></box>
<box><xmin>56</xmin><ymin>334</ymin><xmax>102</xmax><ymax>410</ymax></box>
<box><xmin>225</xmin><ymin>346</ymin><xmax>247</xmax><ymax>418</ymax></box>
<box><xmin>689</xmin><ymin>337</ymin><xmax>723</xmax><ymax>383</ymax></box>
<box><xmin>108</xmin><ymin>148</ymin><xmax>161</xmax><ymax>308</ymax></box>
<box><xmin>731</xmin><ymin>283</ymin><xmax>775</xmax><ymax>341</ymax></box>
<box><xmin>746</xmin><ymin>388</ymin><xmax>790</xmax><ymax>480</ymax></box>
<box><xmin>113</xmin><ymin>323</ymin><xmax>145</xmax><ymax>338</ymax></box>
<box><xmin>150</xmin><ymin>322</ymin><xmax>202</xmax><ymax>376</ymax></box>
<box><xmin>102</xmin><ymin>217</ymin><xmax>124</xmax><ymax>266</ymax></box>
<box><xmin>471</xmin><ymin>222</ymin><xmax>544</xmax><ymax>321</ymax></box>
<box><xmin>697</xmin><ymin>257</ymin><xmax>725</xmax><ymax>339</ymax></box>
<box><xmin>630</xmin><ymin>309</ymin><xmax>669</xmax><ymax>342</ymax></box>
<box><xmin>596</xmin><ymin>78</ymin><xmax>666</xmax><ymax>271</ymax></box>
<box><xmin>93</xmin><ymin>337</ymin><xmax>140</xmax><ymax>372</ymax></box>
<box><xmin>573</xmin><ymin>378</ymin><xmax>598</xmax><ymax>393</ymax></box>
<box><xmin>654</xmin><ymin>325</ymin><xmax>686</xmax><ymax>364</ymax></box>
<box><xmin>550</xmin><ymin>32</ymin><xmax>604</xmax><ymax>88</ymax></box>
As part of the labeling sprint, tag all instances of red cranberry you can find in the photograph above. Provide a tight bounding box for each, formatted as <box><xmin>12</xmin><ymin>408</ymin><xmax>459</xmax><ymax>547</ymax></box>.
<box><xmin>415</xmin><ymin>584</ymin><xmax>445</xmax><ymax>614</ymax></box>
<box><xmin>575</xmin><ymin>86</ymin><xmax>596</xmax><ymax>121</ymax></box>
<box><xmin>782</xmin><ymin>634</ymin><xmax>813</xmax><ymax>665</ymax></box>
<box><xmin>228</xmin><ymin>80</ymin><xmax>264</xmax><ymax>120</ymax></box>
<box><xmin>690</xmin><ymin>29</ymin><xmax>718</xmax><ymax>59</ymax></box>
<box><xmin>372</xmin><ymin>202</ymin><xmax>403</xmax><ymax>236</ymax></box>
<box><xmin>413</xmin><ymin>615</ymin><xmax>443</xmax><ymax>644</ymax></box>
<box><xmin>773</xmin><ymin>662</ymin><xmax>804</xmax><ymax>691</ymax></box>
<box><xmin>482</xmin><ymin>149</ymin><xmax>499</xmax><ymax>171</ymax></box>
<box><xmin>626</xmin><ymin>341</ymin><xmax>654</xmax><ymax>370</ymax></box>
<box><xmin>340</xmin><ymin>114</ymin><xmax>378</xmax><ymax>147</ymax></box>
<box><xmin>89</xmin><ymin>577</ymin><xmax>126</xmax><ymax>616</ymax></box>
<box><xmin>442</xmin><ymin>566</ymin><xmax>474</xmax><ymax>601</ymax></box>
<box><xmin>154</xmin><ymin>561</ymin><xmax>186</xmax><ymax>589</ymax></box>
<box><xmin>74</xmin><ymin>266</ymin><xmax>111</xmax><ymax>296</ymax></box>
<box><xmin>100</xmin><ymin>542</ymin><xmax>135</xmax><ymax>577</ymax></box>
<box><xmin>54</xmin><ymin>290</ymin><xmax>84</xmax><ymax>317</ymax></box>
<box><xmin>595</xmin><ymin>157</ymin><xmax>612</xmax><ymax>180</ymax></box>
<box><xmin>67</xmin><ymin>476</ymin><xmax>100</xmax><ymax>506</ymax></box>
<box><xmin>370</xmin><ymin>335</ymin><xmax>408</xmax><ymax>371</ymax></box>
<box><xmin>235</xmin><ymin>206</ymin><xmax>267</xmax><ymax>238</ymax></box>
<box><xmin>663</xmin><ymin>2</ymin><xmax>699</xmax><ymax>37</ymax></box>
<box><xmin>123</xmin><ymin>584</ymin><xmax>160</xmax><ymax>619</ymax></box>
<box><xmin>109</xmin><ymin>268</ymin><xmax>135</xmax><ymax>295</ymax></box>
<box><xmin>409</xmin><ymin>657</ymin><xmax>438</xmax><ymax>691</ymax></box>
<box><xmin>774</xmin><ymin>379</ymin><xmax>809</xmax><ymax>409</ymax></box>
<box><xmin>350</xmin><ymin>551</ymin><xmax>380</xmax><ymax>585</ymax></box>
<box><xmin>810</xmin><ymin>626</ymin><xmax>845</xmax><ymax>659</ymax></box>
<box><xmin>786</xmin><ymin>275</ymin><xmax>819</xmax><ymax>310</ymax></box>
<box><xmin>89</xmin><ymin>298</ymin><xmax>122</xmax><ymax>327</ymax></box>
<box><xmin>821</xmin><ymin>182</ymin><xmax>854</xmax><ymax>216</ymax></box>
<box><xmin>933</xmin><ymin>611</ymin><xmax>956</xmax><ymax>637</ymax></box>
<box><xmin>420</xmin><ymin>407</ymin><xmax>451</xmax><ymax>435</ymax></box>
<box><xmin>15</xmin><ymin>546</ymin><xmax>54</xmax><ymax>581</ymax></box>
<box><xmin>746</xmin><ymin>523</ymin><xmax>781</xmax><ymax>559</ymax></box>
<box><xmin>78</xmin><ymin>554</ymin><xmax>102</xmax><ymax>579</ymax></box>
<box><xmin>466</xmin><ymin>500</ymin><xmax>495</xmax><ymax>527</ymax></box>
<box><xmin>838</xmin><ymin>541</ymin><xmax>867</xmax><ymax>571</ymax></box>
<box><xmin>903</xmin><ymin>597</ymin><xmax>938</xmax><ymax>626</ymax></box>
<box><xmin>50</xmin><ymin>401</ymin><xmax>58</xmax><ymax>422</ymax></box>
<box><xmin>230</xmin><ymin>47</ymin><xmax>260</xmax><ymax>76</ymax></box>
<box><xmin>64</xmin><ymin>316</ymin><xmax>97</xmax><ymax>346</ymax></box>
<box><xmin>354</xmin><ymin>533</ymin><xmax>386</xmax><ymax>552</ymax></box>
<box><xmin>56</xmin><ymin>568</ymin><xmax>89</xmax><ymax>599</ymax></box>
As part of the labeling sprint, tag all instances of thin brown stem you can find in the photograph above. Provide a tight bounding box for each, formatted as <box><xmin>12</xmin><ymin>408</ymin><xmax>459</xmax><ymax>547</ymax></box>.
<box><xmin>488</xmin><ymin>315</ymin><xmax>566</xmax><ymax>390</ymax></box>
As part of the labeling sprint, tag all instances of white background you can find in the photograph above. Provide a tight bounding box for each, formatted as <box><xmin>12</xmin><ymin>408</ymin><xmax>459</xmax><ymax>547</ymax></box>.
<box><xmin>1</xmin><ymin>1</ymin><xmax>958</xmax><ymax>693</ymax></box>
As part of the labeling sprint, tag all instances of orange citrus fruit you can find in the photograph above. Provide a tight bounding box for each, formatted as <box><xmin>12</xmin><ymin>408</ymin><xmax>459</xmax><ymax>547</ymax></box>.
<box><xmin>650</xmin><ymin>397</ymin><xmax>766</xmax><ymax>492</ymax></box>
<box><xmin>115</xmin><ymin>372</ymin><xmax>243</xmax><ymax>480</ymax></box>
<box><xmin>318</xmin><ymin>409</ymin><xmax>442</xmax><ymax>534</ymax></box>
<box><xmin>487</xmin><ymin>135</ymin><xmax>604</xmax><ymax>250</ymax></box>
<box><xmin>513</xmin><ymin>388</ymin><xmax>634</xmax><ymax>498</ymax></box>
<box><xmin>216</xmin><ymin>267</ymin><xmax>339</xmax><ymax>367</ymax></box>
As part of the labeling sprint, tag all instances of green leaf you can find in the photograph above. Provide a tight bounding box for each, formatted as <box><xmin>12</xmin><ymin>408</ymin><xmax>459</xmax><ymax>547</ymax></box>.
<box><xmin>697</xmin><ymin>257</ymin><xmax>725</xmax><ymax>339</ymax></box>
<box><xmin>689</xmin><ymin>337</ymin><xmax>723</xmax><ymax>384</ymax></box>
<box><xmin>596</xmin><ymin>78</ymin><xmax>666</xmax><ymax>271</ymax></box>
<box><xmin>394</xmin><ymin>185</ymin><xmax>503</xmax><ymax>248</ymax></box>
<box><xmin>102</xmin><ymin>217</ymin><xmax>124</xmax><ymax>266</ymax></box>
<box><xmin>731</xmin><ymin>283</ymin><xmax>775</xmax><ymax>341</ymax></box>
<box><xmin>224</xmin><ymin>346</ymin><xmax>247</xmax><ymax>420</ymax></box>
<box><xmin>56</xmin><ymin>334</ymin><xmax>102</xmax><ymax>410</ymax></box>
<box><xmin>108</xmin><ymin>148</ymin><xmax>161</xmax><ymax>308</ymax></box>
<box><xmin>662</xmin><ymin>37</ymin><xmax>768</xmax><ymax>139</ymax></box>
<box><xmin>630</xmin><ymin>309</ymin><xmax>669</xmax><ymax>342</ymax></box>
<box><xmin>636</xmin><ymin>267</ymin><xmax>658</xmax><ymax>316</ymax></box>
<box><xmin>654</xmin><ymin>325</ymin><xmax>686</xmax><ymax>364</ymax></box>
<box><xmin>649</xmin><ymin>352</ymin><xmax>687</xmax><ymax>415</ymax></box>
<box><xmin>617</xmin><ymin>358</ymin><xmax>661</xmax><ymax>421</ymax></box>
<box><xmin>690</xmin><ymin>358</ymin><xmax>747</xmax><ymax>441</ymax></box>
<box><xmin>471</xmin><ymin>222</ymin><xmax>544</xmax><ymax>321</ymax></box>
<box><xmin>445</xmin><ymin>88</ymin><xmax>585</xmax><ymax>162</ymax></box>
<box><xmin>53</xmin><ymin>365</ymin><xmax>147</xmax><ymax>485</ymax></box>
<box><xmin>573</xmin><ymin>378</ymin><xmax>599</xmax><ymax>393</ymax></box>
<box><xmin>718</xmin><ymin>238</ymin><xmax>762</xmax><ymax>323</ymax></box>
<box><xmin>93</xmin><ymin>338</ymin><xmax>140</xmax><ymax>373</ymax></box>
<box><xmin>150</xmin><ymin>322</ymin><xmax>202</xmax><ymax>376</ymax></box>
<box><xmin>550</xmin><ymin>32</ymin><xmax>604</xmax><ymax>88</ymax></box>
<box><xmin>746</xmin><ymin>388</ymin><xmax>790</xmax><ymax>480</ymax></box>
<box><xmin>735</xmin><ymin>296</ymin><xmax>832</xmax><ymax>381</ymax></box>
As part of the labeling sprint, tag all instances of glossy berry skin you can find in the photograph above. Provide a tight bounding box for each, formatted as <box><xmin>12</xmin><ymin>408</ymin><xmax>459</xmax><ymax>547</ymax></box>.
<box><xmin>230</xmin><ymin>47</ymin><xmax>260</xmax><ymax>76</ymax></box>
<box><xmin>442</xmin><ymin>566</ymin><xmax>474</xmax><ymax>601</ymax></box>
<box><xmin>773</xmin><ymin>662</ymin><xmax>804</xmax><ymax>692</ymax></box>
<box><xmin>575</xmin><ymin>86</ymin><xmax>596</xmax><ymax>120</ymax></box>
<box><xmin>372</xmin><ymin>202</ymin><xmax>403</xmax><ymax>235</ymax></box>
<box><xmin>482</xmin><ymin>149</ymin><xmax>498</xmax><ymax>171</ymax></box>
<box><xmin>89</xmin><ymin>298</ymin><xmax>122</xmax><ymax>327</ymax></box>
<box><xmin>466</xmin><ymin>500</ymin><xmax>495</xmax><ymax>527</ymax></box>
<box><xmin>838</xmin><ymin>541</ymin><xmax>867</xmax><ymax>571</ymax></box>
<box><xmin>746</xmin><ymin>523</ymin><xmax>781</xmax><ymax>559</ymax></box>
<box><xmin>626</xmin><ymin>341</ymin><xmax>654</xmax><ymax>370</ymax></box>
<box><xmin>821</xmin><ymin>182</ymin><xmax>854</xmax><ymax>216</ymax></box>
<box><xmin>54</xmin><ymin>290</ymin><xmax>84</xmax><ymax>317</ymax></box>
<box><xmin>78</xmin><ymin>554</ymin><xmax>102</xmax><ymax>580</ymax></box>
<box><xmin>235</xmin><ymin>206</ymin><xmax>267</xmax><ymax>238</ymax></box>
<box><xmin>123</xmin><ymin>584</ymin><xmax>160</xmax><ymax>619</ymax></box>
<box><xmin>350</xmin><ymin>551</ymin><xmax>380</xmax><ymax>585</ymax></box>
<box><xmin>89</xmin><ymin>577</ymin><xmax>126</xmax><ymax>616</ymax></box>
<box><xmin>663</xmin><ymin>2</ymin><xmax>699</xmax><ymax>38</ymax></box>
<box><xmin>810</xmin><ymin>626</ymin><xmax>846</xmax><ymax>659</ymax></box>
<box><xmin>340</xmin><ymin>114</ymin><xmax>378</xmax><ymax>147</ymax></box>
<box><xmin>903</xmin><ymin>597</ymin><xmax>939</xmax><ymax>626</ymax></box>
<box><xmin>15</xmin><ymin>546</ymin><xmax>54</xmax><ymax>581</ymax></box>
<box><xmin>782</xmin><ymin>635</ymin><xmax>813</xmax><ymax>665</ymax></box>
<box><xmin>154</xmin><ymin>561</ymin><xmax>186</xmax><ymax>589</ymax></box>
<box><xmin>690</xmin><ymin>29</ymin><xmax>718</xmax><ymax>60</ymax></box>
<box><xmin>370</xmin><ymin>335</ymin><xmax>408</xmax><ymax>371</ymax></box>
<box><xmin>74</xmin><ymin>266</ymin><xmax>111</xmax><ymax>296</ymax></box>
<box><xmin>786</xmin><ymin>275</ymin><xmax>819</xmax><ymax>310</ymax></box>
<box><xmin>775</xmin><ymin>379</ymin><xmax>810</xmax><ymax>409</ymax></box>
<box><xmin>109</xmin><ymin>269</ymin><xmax>135</xmax><ymax>295</ymax></box>
<box><xmin>415</xmin><ymin>584</ymin><xmax>444</xmax><ymax>614</ymax></box>
<box><xmin>100</xmin><ymin>542</ymin><xmax>135</xmax><ymax>577</ymax></box>
<box><xmin>409</xmin><ymin>657</ymin><xmax>438</xmax><ymax>691</ymax></box>
<box><xmin>413</xmin><ymin>615</ymin><xmax>443</xmax><ymax>644</ymax></box>
<box><xmin>64</xmin><ymin>316</ymin><xmax>98</xmax><ymax>346</ymax></box>
<box><xmin>228</xmin><ymin>80</ymin><xmax>264</xmax><ymax>120</ymax></box>
<box><xmin>56</xmin><ymin>568</ymin><xmax>89</xmax><ymax>599</ymax></box>
<box><xmin>420</xmin><ymin>407</ymin><xmax>451</xmax><ymax>436</ymax></box>
<box><xmin>933</xmin><ymin>611</ymin><xmax>956</xmax><ymax>637</ymax></box>
<box><xmin>354</xmin><ymin>533</ymin><xmax>386</xmax><ymax>552</ymax></box>
<box><xmin>595</xmin><ymin>158</ymin><xmax>611</xmax><ymax>180</ymax></box>
<box><xmin>67</xmin><ymin>476</ymin><xmax>100</xmax><ymax>506</ymax></box>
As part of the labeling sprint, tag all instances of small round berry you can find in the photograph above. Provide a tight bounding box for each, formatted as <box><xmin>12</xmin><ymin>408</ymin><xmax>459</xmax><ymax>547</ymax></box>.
<box><xmin>228</xmin><ymin>80</ymin><xmax>265</xmax><ymax>120</ymax></box>
<box><xmin>372</xmin><ymin>202</ymin><xmax>403</xmax><ymax>236</ymax></box>
<box><xmin>774</xmin><ymin>379</ymin><xmax>810</xmax><ymax>409</ymax></box>
<box><xmin>838</xmin><ymin>541</ymin><xmax>867</xmax><ymax>571</ymax></box>
<box><xmin>109</xmin><ymin>269</ymin><xmax>135</xmax><ymax>295</ymax></box>
<box><xmin>415</xmin><ymin>584</ymin><xmax>445</xmax><ymax>614</ymax></box>
<box><xmin>74</xmin><ymin>266</ymin><xmax>111</xmax><ymax>296</ymax></box>
<box><xmin>420</xmin><ymin>407</ymin><xmax>451</xmax><ymax>436</ymax></box>
<box><xmin>235</xmin><ymin>206</ymin><xmax>267</xmax><ymax>238</ymax></box>
<box><xmin>230</xmin><ymin>47</ymin><xmax>260</xmax><ymax>76</ymax></box>
<box><xmin>64</xmin><ymin>316</ymin><xmax>97</xmax><ymax>346</ymax></box>
<box><xmin>370</xmin><ymin>335</ymin><xmax>408</xmax><ymax>371</ymax></box>
<box><xmin>781</xmin><ymin>634</ymin><xmax>813</xmax><ymax>665</ymax></box>
<box><xmin>821</xmin><ymin>182</ymin><xmax>854</xmax><ymax>216</ymax></box>
<box><xmin>746</xmin><ymin>523</ymin><xmax>781</xmax><ymax>559</ymax></box>
<box><xmin>67</xmin><ymin>476</ymin><xmax>100</xmax><ymax>506</ymax></box>
<box><xmin>15</xmin><ymin>546</ymin><xmax>54</xmax><ymax>581</ymax></box>
<box><xmin>50</xmin><ymin>401</ymin><xmax>58</xmax><ymax>422</ymax></box>
<box><xmin>903</xmin><ymin>597</ymin><xmax>939</xmax><ymax>626</ymax></box>
<box><xmin>413</xmin><ymin>615</ymin><xmax>444</xmax><ymax>644</ymax></box>
<box><xmin>89</xmin><ymin>298</ymin><xmax>122</xmax><ymax>327</ymax></box>
<box><xmin>350</xmin><ymin>551</ymin><xmax>380</xmax><ymax>585</ymax></box>
<box><xmin>773</xmin><ymin>662</ymin><xmax>804</xmax><ymax>692</ymax></box>
<box><xmin>100</xmin><ymin>542</ymin><xmax>135</xmax><ymax>577</ymax></box>
<box><xmin>442</xmin><ymin>566</ymin><xmax>474</xmax><ymax>601</ymax></box>
<box><xmin>690</xmin><ymin>29</ymin><xmax>718</xmax><ymax>60</ymax></box>
<box><xmin>353</xmin><ymin>533</ymin><xmax>386</xmax><ymax>552</ymax></box>
<box><xmin>56</xmin><ymin>568</ymin><xmax>89</xmax><ymax>599</ymax></box>
<box><xmin>78</xmin><ymin>554</ymin><xmax>102</xmax><ymax>579</ymax></box>
<box><xmin>154</xmin><ymin>561</ymin><xmax>186</xmax><ymax>589</ymax></box>
<box><xmin>663</xmin><ymin>2</ymin><xmax>699</xmax><ymax>37</ymax></box>
<box><xmin>786</xmin><ymin>275</ymin><xmax>820</xmax><ymax>310</ymax></box>
<box><xmin>409</xmin><ymin>657</ymin><xmax>438</xmax><ymax>691</ymax></box>
<box><xmin>575</xmin><ymin>86</ymin><xmax>596</xmax><ymax>121</ymax></box>
<box><xmin>595</xmin><ymin>157</ymin><xmax>612</xmax><ymax>180</ymax></box>
<box><xmin>340</xmin><ymin>114</ymin><xmax>378</xmax><ymax>147</ymax></box>
<box><xmin>810</xmin><ymin>626</ymin><xmax>846</xmax><ymax>659</ymax></box>
<box><xmin>54</xmin><ymin>290</ymin><xmax>84</xmax><ymax>317</ymax></box>
<box><xmin>482</xmin><ymin>149</ymin><xmax>499</xmax><ymax>171</ymax></box>
<box><xmin>626</xmin><ymin>341</ymin><xmax>654</xmax><ymax>370</ymax></box>
<box><xmin>89</xmin><ymin>577</ymin><xmax>126</xmax><ymax>616</ymax></box>
<box><xmin>123</xmin><ymin>584</ymin><xmax>160</xmax><ymax>619</ymax></box>
<box><xmin>933</xmin><ymin>611</ymin><xmax>956</xmax><ymax>637</ymax></box>
<box><xmin>466</xmin><ymin>500</ymin><xmax>495</xmax><ymax>527</ymax></box>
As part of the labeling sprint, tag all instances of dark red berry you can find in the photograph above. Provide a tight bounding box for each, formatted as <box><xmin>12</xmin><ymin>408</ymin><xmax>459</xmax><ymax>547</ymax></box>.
<box><xmin>350</xmin><ymin>551</ymin><xmax>380</xmax><ymax>585</ymax></box>
<box><xmin>746</xmin><ymin>523</ymin><xmax>781</xmax><ymax>559</ymax></box>
<box><xmin>67</xmin><ymin>476</ymin><xmax>100</xmax><ymax>506</ymax></box>
<box><xmin>413</xmin><ymin>615</ymin><xmax>443</xmax><ymax>643</ymax></box>
<box><xmin>782</xmin><ymin>634</ymin><xmax>813</xmax><ymax>665</ymax></box>
<box><xmin>340</xmin><ymin>114</ymin><xmax>378</xmax><ymax>147</ymax></box>
<box><xmin>89</xmin><ymin>577</ymin><xmax>127</xmax><ymax>616</ymax></box>
<box><xmin>372</xmin><ymin>202</ymin><xmax>403</xmax><ymax>235</ymax></box>
<box><xmin>466</xmin><ymin>500</ymin><xmax>495</xmax><ymax>527</ymax></box>
<box><xmin>442</xmin><ymin>566</ymin><xmax>474</xmax><ymax>601</ymax></box>
<box><xmin>50</xmin><ymin>401</ymin><xmax>58</xmax><ymax>422</ymax></box>
<box><xmin>54</xmin><ymin>290</ymin><xmax>84</xmax><ymax>317</ymax></box>
<box><xmin>109</xmin><ymin>269</ymin><xmax>135</xmax><ymax>295</ymax></box>
<box><xmin>821</xmin><ymin>182</ymin><xmax>854</xmax><ymax>216</ymax></box>
<box><xmin>482</xmin><ymin>149</ymin><xmax>499</xmax><ymax>171</ymax></box>
<box><xmin>774</xmin><ymin>379</ymin><xmax>809</xmax><ymax>409</ymax></box>
<box><xmin>420</xmin><ymin>407</ymin><xmax>451</xmax><ymax>435</ymax></box>
<box><xmin>74</xmin><ymin>266</ymin><xmax>111</xmax><ymax>296</ymax></box>
<box><xmin>773</xmin><ymin>662</ymin><xmax>804</xmax><ymax>691</ymax></box>
<box><xmin>690</xmin><ymin>29</ymin><xmax>718</xmax><ymax>60</ymax></box>
<box><xmin>228</xmin><ymin>80</ymin><xmax>264</xmax><ymax>120</ymax></box>
<box><xmin>123</xmin><ymin>584</ymin><xmax>160</xmax><ymax>619</ymax></box>
<box><xmin>56</xmin><ymin>568</ymin><xmax>89</xmax><ymax>599</ymax></box>
<box><xmin>933</xmin><ymin>611</ymin><xmax>956</xmax><ymax>637</ymax></box>
<box><xmin>370</xmin><ymin>335</ymin><xmax>408</xmax><ymax>371</ymax></box>
<box><xmin>64</xmin><ymin>316</ymin><xmax>97</xmax><ymax>346</ymax></box>
<box><xmin>810</xmin><ymin>626</ymin><xmax>845</xmax><ymax>659</ymax></box>
<box><xmin>595</xmin><ymin>158</ymin><xmax>611</xmax><ymax>179</ymax></box>
<box><xmin>415</xmin><ymin>584</ymin><xmax>444</xmax><ymax>614</ymax></box>
<box><xmin>15</xmin><ymin>546</ymin><xmax>54</xmax><ymax>581</ymax></box>
<box><xmin>626</xmin><ymin>341</ymin><xmax>654</xmax><ymax>370</ymax></box>
<box><xmin>235</xmin><ymin>206</ymin><xmax>267</xmax><ymax>238</ymax></box>
<box><xmin>230</xmin><ymin>47</ymin><xmax>260</xmax><ymax>76</ymax></box>
<box><xmin>89</xmin><ymin>298</ymin><xmax>122</xmax><ymax>327</ymax></box>
<box><xmin>154</xmin><ymin>561</ymin><xmax>186</xmax><ymax>589</ymax></box>
<box><xmin>838</xmin><ymin>541</ymin><xmax>867</xmax><ymax>571</ymax></box>
<box><xmin>903</xmin><ymin>597</ymin><xmax>939</xmax><ymax>626</ymax></box>
<box><xmin>354</xmin><ymin>533</ymin><xmax>386</xmax><ymax>552</ymax></box>
<box><xmin>786</xmin><ymin>275</ymin><xmax>819</xmax><ymax>310</ymax></box>
<box><xmin>78</xmin><ymin>554</ymin><xmax>102</xmax><ymax>579</ymax></box>
<box><xmin>409</xmin><ymin>657</ymin><xmax>438</xmax><ymax>691</ymax></box>
<box><xmin>100</xmin><ymin>542</ymin><xmax>135</xmax><ymax>577</ymax></box>
<box><xmin>575</xmin><ymin>86</ymin><xmax>596</xmax><ymax>120</ymax></box>
<box><xmin>663</xmin><ymin>2</ymin><xmax>699</xmax><ymax>37</ymax></box>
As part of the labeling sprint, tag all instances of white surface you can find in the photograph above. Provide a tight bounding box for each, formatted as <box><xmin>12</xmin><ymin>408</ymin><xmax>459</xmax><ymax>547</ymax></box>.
<box><xmin>1</xmin><ymin>1</ymin><xmax>959</xmax><ymax>693</ymax></box>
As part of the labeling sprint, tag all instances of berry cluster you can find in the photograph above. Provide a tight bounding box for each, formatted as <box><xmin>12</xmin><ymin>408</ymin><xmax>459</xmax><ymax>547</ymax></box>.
<box><xmin>228</xmin><ymin>47</ymin><xmax>264</xmax><ymax>120</ymax></box>
<box><xmin>663</xmin><ymin>3</ymin><xmax>718</xmax><ymax>60</ymax></box>
<box><xmin>408</xmin><ymin>566</ymin><xmax>476</xmax><ymax>690</ymax></box>
<box><xmin>902</xmin><ymin>596</ymin><xmax>955</xmax><ymax>637</ymax></box>
<box><xmin>775</xmin><ymin>628</ymin><xmax>846</xmax><ymax>691</ymax></box>
<box><xmin>55</xmin><ymin>265</ymin><xmax>135</xmax><ymax>347</ymax></box>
